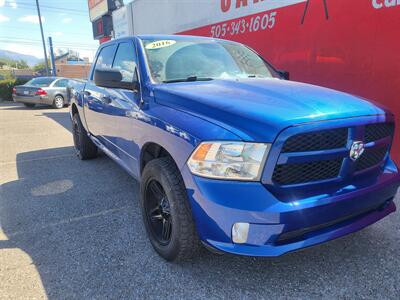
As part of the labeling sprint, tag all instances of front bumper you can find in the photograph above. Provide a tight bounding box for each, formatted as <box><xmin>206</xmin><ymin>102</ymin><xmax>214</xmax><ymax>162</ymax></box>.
<box><xmin>182</xmin><ymin>159</ymin><xmax>400</xmax><ymax>257</ymax></box>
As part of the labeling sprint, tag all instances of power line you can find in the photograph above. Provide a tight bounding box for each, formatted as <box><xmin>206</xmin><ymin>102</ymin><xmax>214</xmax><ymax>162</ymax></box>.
<box><xmin>0</xmin><ymin>41</ymin><xmax>98</xmax><ymax>51</ymax></box>
<box><xmin>0</xmin><ymin>36</ymin><xmax>97</xmax><ymax>47</ymax></box>
<box><xmin>4</xmin><ymin>3</ymin><xmax>89</xmax><ymax>16</ymax></box>
<box><xmin>0</xmin><ymin>25</ymin><xmax>93</xmax><ymax>37</ymax></box>
<box><xmin>0</xmin><ymin>39</ymin><xmax>97</xmax><ymax>46</ymax></box>
<box><xmin>6</xmin><ymin>2</ymin><xmax>89</xmax><ymax>13</ymax></box>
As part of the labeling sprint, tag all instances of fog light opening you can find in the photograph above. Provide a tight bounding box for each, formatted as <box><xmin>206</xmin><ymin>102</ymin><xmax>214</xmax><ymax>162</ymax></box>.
<box><xmin>232</xmin><ymin>222</ymin><xmax>249</xmax><ymax>244</ymax></box>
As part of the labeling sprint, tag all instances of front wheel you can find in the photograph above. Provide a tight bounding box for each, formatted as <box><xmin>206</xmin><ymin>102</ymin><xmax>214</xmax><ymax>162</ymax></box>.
<box><xmin>53</xmin><ymin>95</ymin><xmax>64</xmax><ymax>109</ymax></box>
<box><xmin>140</xmin><ymin>157</ymin><xmax>200</xmax><ymax>261</ymax></box>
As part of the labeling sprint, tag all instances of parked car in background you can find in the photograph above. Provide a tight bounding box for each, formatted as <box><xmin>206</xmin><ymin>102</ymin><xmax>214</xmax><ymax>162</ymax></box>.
<box><xmin>12</xmin><ymin>77</ymin><xmax>70</xmax><ymax>109</ymax></box>
<box><xmin>70</xmin><ymin>35</ymin><xmax>399</xmax><ymax>262</ymax></box>
<box><xmin>66</xmin><ymin>78</ymin><xmax>86</xmax><ymax>105</ymax></box>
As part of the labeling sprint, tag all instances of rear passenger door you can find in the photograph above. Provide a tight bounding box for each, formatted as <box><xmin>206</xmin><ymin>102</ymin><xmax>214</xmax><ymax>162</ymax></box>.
<box><xmin>84</xmin><ymin>44</ymin><xmax>117</xmax><ymax>145</ymax></box>
<box><xmin>101</xmin><ymin>41</ymin><xmax>142</xmax><ymax>174</ymax></box>
<box><xmin>51</xmin><ymin>78</ymin><xmax>69</xmax><ymax>99</ymax></box>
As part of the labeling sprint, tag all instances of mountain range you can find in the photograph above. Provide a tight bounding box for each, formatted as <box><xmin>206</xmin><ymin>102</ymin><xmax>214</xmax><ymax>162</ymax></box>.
<box><xmin>0</xmin><ymin>49</ymin><xmax>41</xmax><ymax>66</ymax></box>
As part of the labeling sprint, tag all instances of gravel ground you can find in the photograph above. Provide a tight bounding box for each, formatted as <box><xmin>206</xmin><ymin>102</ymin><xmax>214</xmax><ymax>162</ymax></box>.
<box><xmin>0</xmin><ymin>102</ymin><xmax>399</xmax><ymax>299</ymax></box>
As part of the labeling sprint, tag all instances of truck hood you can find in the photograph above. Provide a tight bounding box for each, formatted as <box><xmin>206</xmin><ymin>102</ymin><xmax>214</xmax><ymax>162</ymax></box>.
<box><xmin>153</xmin><ymin>78</ymin><xmax>388</xmax><ymax>141</ymax></box>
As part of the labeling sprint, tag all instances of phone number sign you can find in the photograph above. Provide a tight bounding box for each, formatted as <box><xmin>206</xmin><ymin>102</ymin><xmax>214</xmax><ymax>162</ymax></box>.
<box><xmin>211</xmin><ymin>11</ymin><xmax>277</xmax><ymax>38</ymax></box>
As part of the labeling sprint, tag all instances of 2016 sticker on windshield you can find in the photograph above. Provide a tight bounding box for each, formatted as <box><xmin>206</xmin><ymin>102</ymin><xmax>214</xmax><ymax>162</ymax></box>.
<box><xmin>146</xmin><ymin>40</ymin><xmax>176</xmax><ymax>50</ymax></box>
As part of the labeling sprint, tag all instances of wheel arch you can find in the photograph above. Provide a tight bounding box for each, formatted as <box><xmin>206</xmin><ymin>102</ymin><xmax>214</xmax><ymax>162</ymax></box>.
<box><xmin>140</xmin><ymin>142</ymin><xmax>179</xmax><ymax>175</ymax></box>
<box><xmin>71</xmin><ymin>103</ymin><xmax>79</xmax><ymax>116</ymax></box>
<box><xmin>70</xmin><ymin>101</ymin><xmax>90</xmax><ymax>133</ymax></box>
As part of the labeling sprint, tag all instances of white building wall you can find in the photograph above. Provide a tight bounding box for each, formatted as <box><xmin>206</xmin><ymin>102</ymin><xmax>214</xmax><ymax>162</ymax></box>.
<box><xmin>129</xmin><ymin>0</ymin><xmax>306</xmax><ymax>34</ymax></box>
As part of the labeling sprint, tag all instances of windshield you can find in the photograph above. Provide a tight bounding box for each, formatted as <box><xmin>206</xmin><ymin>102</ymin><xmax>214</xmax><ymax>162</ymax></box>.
<box><xmin>25</xmin><ymin>77</ymin><xmax>55</xmax><ymax>87</ymax></box>
<box><xmin>141</xmin><ymin>38</ymin><xmax>277</xmax><ymax>83</ymax></box>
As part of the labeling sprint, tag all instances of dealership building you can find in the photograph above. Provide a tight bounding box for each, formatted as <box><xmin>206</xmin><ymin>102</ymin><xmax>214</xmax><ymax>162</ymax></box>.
<box><xmin>88</xmin><ymin>0</ymin><xmax>400</xmax><ymax>164</ymax></box>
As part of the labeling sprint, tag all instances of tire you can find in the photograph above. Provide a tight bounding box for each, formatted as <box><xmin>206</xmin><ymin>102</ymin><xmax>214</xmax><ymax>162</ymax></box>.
<box><xmin>53</xmin><ymin>95</ymin><xmax>64</xmax><ymax>109</ymax></box>
<box><xmin>23</xmin><ymin>103</ymin><xmax>35</xmax><ymax>108</ymax></box>
<box><xmin>141</xmin><ymin>157</ymin><xmax>200</xmax><ymax>262</ymax></box>
<box><xmin>72</xmin><ymin>113</ymin><xmax>98</xmax><ymax>160</ymax></box>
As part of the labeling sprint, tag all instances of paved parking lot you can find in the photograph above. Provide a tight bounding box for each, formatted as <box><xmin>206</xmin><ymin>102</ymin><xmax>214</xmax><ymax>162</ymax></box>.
<box><xmin>0</xmin><ymin>102</ymin><xmax>399</xmax><ymax>299</ymax></box>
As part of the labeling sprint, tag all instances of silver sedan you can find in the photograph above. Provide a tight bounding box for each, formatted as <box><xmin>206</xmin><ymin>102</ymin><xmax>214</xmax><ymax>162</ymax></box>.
<box><xmin>12</xmin><ymin>77</ymin><xmax>70</xmax><ymax>109</ymax></box>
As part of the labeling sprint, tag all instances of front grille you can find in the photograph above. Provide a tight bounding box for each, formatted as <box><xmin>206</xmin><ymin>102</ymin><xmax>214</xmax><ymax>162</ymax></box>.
<box><xmin>272</xmin><ymin>159</ymin><xmax>342</xmax><ymax>185</ymax></box>
<box><xmin>271</xmin><ymin>122</ymin><xmax>394</xmax><ymax>187</ymax></box>
<box><xmin>364</xmin><ymin>123</ymin><xmax>394</xmax><ymax>143</ymax></box>
<box><xmin>282</xmin><ymin>128</ymin><xmax>348</xmax><ymax>152</ymax></box>
<box><xmin>355</xmin><ymin>146</ymin><xmax>388</xmax><ymax>172</ymax></box>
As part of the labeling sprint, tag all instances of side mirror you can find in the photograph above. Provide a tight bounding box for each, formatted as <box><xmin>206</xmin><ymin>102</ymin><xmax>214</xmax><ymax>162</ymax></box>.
<box><xmin>94</xmin><ymin>68</ymin><xmax>135</xmax><ymax>90</ymax></box>
<box><xmin>277</xmin><ymin>70</ymin><xmax>290</xmax><ymax>80</ymax></box>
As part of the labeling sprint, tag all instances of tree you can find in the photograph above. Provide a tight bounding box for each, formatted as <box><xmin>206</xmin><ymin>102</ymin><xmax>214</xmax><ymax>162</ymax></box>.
<box><xmin>33</xmin><ymin>62</ymin><xmax>47</xmax><ymax>72</ymax></box>
<box><xmin>0</xmin><ymin>58</ymin><xmax>29</xmax><ymax>69</ymax></box>
<box><xmin>16</xmin><ymin>59</ymin><xmax>29</xmax><ymax>69</ymax></box>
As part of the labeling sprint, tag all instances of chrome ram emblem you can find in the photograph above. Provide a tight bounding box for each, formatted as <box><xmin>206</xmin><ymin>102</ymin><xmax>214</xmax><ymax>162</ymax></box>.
<box><xmin>350</xmin><ymin>141</ymin><xmax>365</xmax><ymax>161</ymax></box>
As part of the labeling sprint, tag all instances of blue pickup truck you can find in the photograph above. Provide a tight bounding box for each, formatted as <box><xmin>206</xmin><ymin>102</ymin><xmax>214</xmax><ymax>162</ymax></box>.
<box><xmin>70</xmin><ymin>35</ymin><xmax>399</xmax><ymax>261</ymax></box>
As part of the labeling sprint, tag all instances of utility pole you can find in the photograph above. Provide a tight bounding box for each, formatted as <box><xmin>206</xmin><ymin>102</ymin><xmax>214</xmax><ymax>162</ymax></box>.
<box><xmin>35</xmin><ymin>0</ymin><xmax>49</xmax><ymax>76</ymax></box>
<box><xmin>48</xmin><ymin>37</ymin><xmax>56</xmax><ymax>76</ymax></box>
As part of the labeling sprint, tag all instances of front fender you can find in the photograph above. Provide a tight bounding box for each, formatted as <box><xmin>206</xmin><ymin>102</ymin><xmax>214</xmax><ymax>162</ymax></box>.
<box><xmin>138</xmin><ymin>104</ymin><xmax>242</xmax><ymax>175</ymax></box>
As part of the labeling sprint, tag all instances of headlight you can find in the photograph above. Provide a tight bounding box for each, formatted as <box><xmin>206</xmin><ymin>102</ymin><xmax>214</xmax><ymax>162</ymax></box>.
<box><xmin>187</xmin><ymin>142</ymin><xmax>270</xmax><ymax>181</ymax></box>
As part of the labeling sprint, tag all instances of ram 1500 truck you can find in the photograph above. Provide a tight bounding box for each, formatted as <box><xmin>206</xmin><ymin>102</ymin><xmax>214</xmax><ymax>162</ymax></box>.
<box><xmin>70</xmin><ymin>35</ymin><xmax>400</xmax><ymax>261</ymax></box>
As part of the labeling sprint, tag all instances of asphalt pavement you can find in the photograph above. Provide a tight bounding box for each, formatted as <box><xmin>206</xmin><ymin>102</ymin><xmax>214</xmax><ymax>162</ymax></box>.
<box><xmin>0</xmin><ymin>102</ymin><xmax>399</xmax><ymax>299</ymax></box>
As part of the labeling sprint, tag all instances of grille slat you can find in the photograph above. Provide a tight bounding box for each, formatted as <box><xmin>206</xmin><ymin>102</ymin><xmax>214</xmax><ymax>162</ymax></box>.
<box><xmin>272</xmin><ymin>159</ymin><xmax>342</xmax><ymax>185</ymax></box>
<box><xmin>282</xmin><ymin>128</ymin><xmax>348</xmax><ymax>153</ymax></box>
<box><xmin>355</xmin><ymin>147</ymin><xmax>388</xmax><ymax>172</ymax></box>
<box><xmin>364</xmin><ymin>123</ymin><xmax>394</xmax><ymax>143</ymax></box>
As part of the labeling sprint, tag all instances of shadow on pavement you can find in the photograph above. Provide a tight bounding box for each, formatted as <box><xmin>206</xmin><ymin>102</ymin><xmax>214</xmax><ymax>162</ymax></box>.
<box><xmin>41</xmin><ymin>112</ymin><xmax>72</xmax><ymax>133</ymax></box>
<box><xmin>1</xmin><ymin>102</ymin><xmax>72</xmax><ymax>133</ymax></box>
<box><xmin>1</xmin><ymin>146</ymin><xmax>398</xmax><ymax>298</ymax></box>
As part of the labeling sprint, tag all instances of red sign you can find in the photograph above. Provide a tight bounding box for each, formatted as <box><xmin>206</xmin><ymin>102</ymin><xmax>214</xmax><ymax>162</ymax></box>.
<box><xmin>88</xmin><ymin>0</ymin><xmax>109</xmax><ymax>21</ymax></box>
<box><xmin>92</xmin><ymin>15</ymin><xmax>112</xmax><ymax>39</ymax></box>
<box><xmin>88</xmin><ymin>0</ymin><xmax>103</xmax><ymax>9</ymax></box>
<box><xmin>180</xmin><ymin>1</ymin><xmax>400</xmax><ymax>163</ymax></box>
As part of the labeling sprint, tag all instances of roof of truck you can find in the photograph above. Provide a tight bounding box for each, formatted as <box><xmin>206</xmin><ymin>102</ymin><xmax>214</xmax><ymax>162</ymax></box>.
<box><xmin>106</xmin><ymin>34</ymin><xmax>228</xmax><ymax>45</ymax></box>
<box><xmin>136</xmin><ymin>34</ymin><xmax>216</xmax><ymax>41</ymax></box>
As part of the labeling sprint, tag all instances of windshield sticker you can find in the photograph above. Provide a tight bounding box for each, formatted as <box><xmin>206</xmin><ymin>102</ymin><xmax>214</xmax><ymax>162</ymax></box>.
<box><xmin>145</xmin><ymin>40</ymin><xmax>176</xmax><ymax>50</ymax></box>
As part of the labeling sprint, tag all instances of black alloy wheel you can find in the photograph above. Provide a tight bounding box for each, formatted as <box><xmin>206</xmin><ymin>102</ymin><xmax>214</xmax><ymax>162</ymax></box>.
<box><xmin>144</xmin><ymin>180</ymin><xmax>173</xmax><ymax>245</ymax></box>
<box><xmin>140</xmin><ymin>157</ymin><xmax>200</xmax><ymax>261</ymax></box>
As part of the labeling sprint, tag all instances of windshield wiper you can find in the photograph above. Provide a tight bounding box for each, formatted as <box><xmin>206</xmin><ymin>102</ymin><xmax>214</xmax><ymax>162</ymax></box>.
<box><xmin>163</xmin><ymin>76</ymin><xmax>214</xmax><ymax>83</ymax></box>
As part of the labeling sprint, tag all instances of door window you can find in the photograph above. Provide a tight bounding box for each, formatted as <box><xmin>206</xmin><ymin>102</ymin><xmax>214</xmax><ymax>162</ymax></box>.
<box><xmin>53</xmin><ymin>79</ymin><xmax>69</xmax><ymax>87</ymax></box>
<box><xmin>94</xmin><ymin>44</ymin><xmax>117</xmax><ymax>71</ymax></box>
<box><xmin>112</xmin><ymin>42</ymin><xmax>138</xmax><ymax>83</ymax></box>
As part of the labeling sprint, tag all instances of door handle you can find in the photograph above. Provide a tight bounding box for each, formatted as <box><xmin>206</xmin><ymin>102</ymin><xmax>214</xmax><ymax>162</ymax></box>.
<box><xmin>84</xmin><ymin>91</ymin><xmax>91</xmax><ymax>96</ymax></box>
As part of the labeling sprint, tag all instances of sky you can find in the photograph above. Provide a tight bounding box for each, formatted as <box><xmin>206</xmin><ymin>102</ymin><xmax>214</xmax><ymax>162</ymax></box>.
<box><xmin>0</xmin><ymin>0</ymin><xmax>125</xmax><ymax>62</ymax></box>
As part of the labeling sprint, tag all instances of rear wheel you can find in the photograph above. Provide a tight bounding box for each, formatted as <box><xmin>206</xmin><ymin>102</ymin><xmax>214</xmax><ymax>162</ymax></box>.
<box><xmin>53</xmin><ymin>95</ymin><xmax>64</xmax><ymax>109</ymax></box>
<box><xmin>141</xmin><ymin>157</ymin><xmax>200</xmax><ymax>261</ymax></box>
<box><xmin>23</xmin><ymin>103</ymin><xmax>35</xmax><ymax>108</ymax></box>
<box><xmin>72</xmin><ymin>113</ymin><xmax>98</xmax><ymax>160</ymax></box>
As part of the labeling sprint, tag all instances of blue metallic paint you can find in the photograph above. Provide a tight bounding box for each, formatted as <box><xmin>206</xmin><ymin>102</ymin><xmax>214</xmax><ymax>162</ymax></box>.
<box><xmin>70</xmin><ymin>35</ymin><xmax>400</xmax><ymax>257</ymax></box>
<box><xmin>153</xmin><ymin>78</ymin><xmax>390</xmax><ymax>142</ymax></box>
